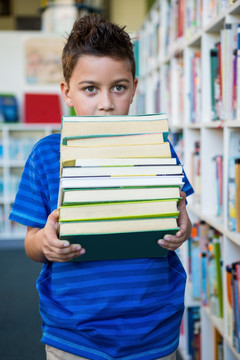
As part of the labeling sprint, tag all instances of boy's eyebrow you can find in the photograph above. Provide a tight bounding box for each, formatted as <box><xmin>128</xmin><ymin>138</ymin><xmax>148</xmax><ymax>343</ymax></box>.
<box><xmin>78</xmin><ymin>79</ymin><xmax>130</xmax><ymax>85</ymax></box>
<box><xmin>112</xmin><ymin>79</ymin><xmax>130</xmax><ymax>84</ymax></box>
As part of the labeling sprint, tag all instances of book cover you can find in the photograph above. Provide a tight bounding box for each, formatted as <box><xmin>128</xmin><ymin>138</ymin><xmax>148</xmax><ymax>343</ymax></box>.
<box><xmin>59</xmin><ymin>217</ymin><xmax>179</xmax><ymax>261</ymax></box>
<box><xmin>24</xmin><ymin>93</ymin><xmax>62</xmax><ymax>124</ymax></box>
<box><xmin>210</xmin><ymin>48</ymin><xmax>219</xmax><ymax>120</ymax></box>
<box><xmin>213</xmin><ymin>231</ymin><xmax>223</xmax><ymax>318</ymax></box>
<box><xmin>60</xmin><ymin>229</ymin><xmax>177</xmax><ymax>262</ymax></box>
<box><xmin>226</xmin><ymin>265</ymin><xmax>233</xmax><ymax>343</ymax></box>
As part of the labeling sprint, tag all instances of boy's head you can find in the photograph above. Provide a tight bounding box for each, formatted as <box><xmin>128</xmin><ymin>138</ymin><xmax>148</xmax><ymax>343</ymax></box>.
<box><xmin>62</xmin><ymin>14</ymin><xmax>136</xmax><ymax>85</ymax></box>
<box><xmin>61</xmin><ymin>14</ymin><xmax>138</xmax><ymax>116</ymax></box>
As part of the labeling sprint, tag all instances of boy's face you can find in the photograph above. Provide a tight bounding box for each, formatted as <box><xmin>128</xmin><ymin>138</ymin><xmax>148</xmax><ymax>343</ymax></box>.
<box><xmin>61</xmin><ymin>55</ymin><xmax>138</xmax><ymax>116</ymax></box>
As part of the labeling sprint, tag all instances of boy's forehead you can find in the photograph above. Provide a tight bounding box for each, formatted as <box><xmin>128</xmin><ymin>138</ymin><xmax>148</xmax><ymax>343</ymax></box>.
<box><xmin>74</xmin><ymin>55</ymin><xmax>132</xmax><ymax>76</ymax></box>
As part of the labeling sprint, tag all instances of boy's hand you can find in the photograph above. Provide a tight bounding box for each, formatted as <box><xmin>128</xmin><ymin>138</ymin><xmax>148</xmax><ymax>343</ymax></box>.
<box><xmin>157</xmin><ymin>191</ymin><xmax>192</xmax><ymax>251</ymax></box>
<box><xmin>25</xmin><ymin>209</ymin><xmax>86</xmax><ymax>263</ymax></box>
<box><xmin>41</xmin><ymin>209</ymin><xmax>86</xmax><ymax>262</ymax></box>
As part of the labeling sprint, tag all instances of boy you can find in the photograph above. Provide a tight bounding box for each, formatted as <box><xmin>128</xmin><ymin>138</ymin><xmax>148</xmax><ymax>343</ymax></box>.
<box><xmin>9</xmin><ymin>14</ymin><xmax>193</xmax><ymax>360</ymax></box>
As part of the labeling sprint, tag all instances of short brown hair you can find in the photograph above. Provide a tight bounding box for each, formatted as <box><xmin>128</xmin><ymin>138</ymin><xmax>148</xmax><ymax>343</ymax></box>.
<box><xmin>62</xmin><ymin>14</ymin><xmax>136</xmax><ymax>84</ymax></box>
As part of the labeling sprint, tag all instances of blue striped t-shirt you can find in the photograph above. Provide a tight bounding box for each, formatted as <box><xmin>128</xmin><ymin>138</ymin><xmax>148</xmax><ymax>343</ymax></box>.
<box><xmin>9</xmin><ymin>134</ymin><xmax>193</xmax><ymax>360</ymax></box>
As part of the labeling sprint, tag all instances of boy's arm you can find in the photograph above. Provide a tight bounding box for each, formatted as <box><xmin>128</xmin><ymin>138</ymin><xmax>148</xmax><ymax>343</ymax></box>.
<box><xmin>25</xmin><ymin>209</ymin><xmax>85</xmax><ymax>263</ymax></box>
<box><xmin>158</xmin><ymin>191</ymin><xmax>192</xmax><ymax>251</ymax></box>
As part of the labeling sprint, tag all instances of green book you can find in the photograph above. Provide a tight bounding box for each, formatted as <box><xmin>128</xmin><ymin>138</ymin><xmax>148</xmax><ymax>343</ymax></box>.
<box><xmin>59</xmin><ymin>217</ymin><xmax>178</xmax><ymax>262</ymax></box>
<box><xmin>60</xmin><ymin>229</ymin><xmax>178</xmax><ymax>262</ymax></box>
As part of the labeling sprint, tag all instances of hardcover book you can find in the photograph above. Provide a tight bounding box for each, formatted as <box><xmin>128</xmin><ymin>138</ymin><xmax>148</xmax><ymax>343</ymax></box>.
<box><xmin>58</xmin><ymin>113</ymin><xmax>183</xmax><ymax>261</ymax></box>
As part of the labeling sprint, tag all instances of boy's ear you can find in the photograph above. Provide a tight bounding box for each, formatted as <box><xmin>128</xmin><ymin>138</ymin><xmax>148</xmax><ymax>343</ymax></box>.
<box><xmin>60</xmin><ymin>81</ymin><xmax>73</xmax><ymax>107</ymax></box>
<box><xmin>131</xmin><ymin>78</ymin><xmax>138</xmax><ymax>104</ymax></box>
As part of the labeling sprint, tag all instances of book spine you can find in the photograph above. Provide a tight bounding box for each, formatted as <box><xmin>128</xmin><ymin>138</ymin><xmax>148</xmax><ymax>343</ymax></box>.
<box><xmin>235</xmin><ymin>158</ymin><xmax>240</xmax><ymax>232</ymax></box>
<box><xmin>237</xmin><ymin>24</ymin><xmax>240</xmax><ymax>121</ymax></box>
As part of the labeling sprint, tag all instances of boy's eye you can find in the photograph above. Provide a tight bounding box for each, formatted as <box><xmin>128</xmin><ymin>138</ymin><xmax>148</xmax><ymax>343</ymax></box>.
<box><xmin>113</xmin><ymin>85</ymin><xmax>125</xmax><ymax>92</ymax></box>
<box><xmin>85</xmin><ymin>86</ymin><xmax>97</xmax><ymax>93</ymax></box>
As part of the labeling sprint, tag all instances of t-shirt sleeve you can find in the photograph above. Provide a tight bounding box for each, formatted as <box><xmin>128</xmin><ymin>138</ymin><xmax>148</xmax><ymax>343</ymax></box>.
<box><xmin>9</xmin><ymin>150</ymin><xmax>49</xmax><ymax>228</ymax></box>
<box><xmin>168</xmin><ymin>140</ymin><xmax>194</xmax><ymax>197</ymax></box>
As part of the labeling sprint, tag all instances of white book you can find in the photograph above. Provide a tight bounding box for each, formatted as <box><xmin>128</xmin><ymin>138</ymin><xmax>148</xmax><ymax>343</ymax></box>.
<box><xmin>60</xmin><ymin>175</ymin><xmax>184</xmax><ymax>189</ymax></box>
<box><xmin>74</xmin><ymin>158</ymin><xmax>177</xmax><ymax>167</ymax></box>
<box><xmin>61</xmin><ymin>165</ymin><xmax>183</xmax><ymax>178</ymax></box>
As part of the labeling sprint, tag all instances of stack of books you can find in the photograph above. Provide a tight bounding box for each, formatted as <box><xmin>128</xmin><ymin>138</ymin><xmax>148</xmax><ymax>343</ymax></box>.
<box><xmin>58</xmin><ymin>113</ymin><xmax>184</xmax><ymax>261</ymax></box>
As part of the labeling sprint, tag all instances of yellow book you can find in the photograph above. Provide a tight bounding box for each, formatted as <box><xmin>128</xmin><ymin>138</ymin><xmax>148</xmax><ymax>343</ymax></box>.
<box><xmin>60</xmin><ymin>142</ymin><xmax>171</xmax><ymax>164</ymax></box>
<box><xmin>59</xmin><ymin>199</ymin><xmax>179</xmax><ymax>222</ymax></box>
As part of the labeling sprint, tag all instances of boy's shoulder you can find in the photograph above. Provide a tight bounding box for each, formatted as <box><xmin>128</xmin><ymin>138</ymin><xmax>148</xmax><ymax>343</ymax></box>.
<box><xmin>32</xmin><ymin>133</ymin><xmax>60</xmax><ymax>153</ymax></box>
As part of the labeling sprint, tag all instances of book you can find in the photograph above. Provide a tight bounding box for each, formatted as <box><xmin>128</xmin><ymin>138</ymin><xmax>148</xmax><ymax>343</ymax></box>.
<box><xmin>237</xmin><ymin>24</ymin><xmax>240</xmax><ymax>121</ymax></box>
<box><xmin>61</xmin><ymin>113</ymin><xmax>169</xmax><ymax>140</ymax></box>
<box><xmin>58</xmin><ymin>113</ymin><xmax>183</xmax><ymax>261</ymax></box>
<box><xmin>226</xmin><ymin>265</ymin><xmax>233</xmax><ymax>344</ymax></box>
<box><xmin>235</xmin><ymin>158</ymin><xmax>240</xmax><ymax>232</ymax></box>
<box><xmin>59</xmin><ymin>175</ymin><xmax>184</xmax><ymax>190</ymax></box>
<box><xmin>72</xmin><ymin>157</ymin><xmax>177</xmax><ymax>167</ymax></box>
<box><xmin>59</xmin><ymin>216</ymin><xmax>178</xmax><ymax>236</ymax></box>
<box><xmin>61</xmin><ymin>186</ymin><xmax>181</xmax><ymax>205</ymax></box>
<box><xmin>24</xmin><ymin>93</ymin><xmax>62</xmax><ymax>124</ymax></box>
<box><xmin>58</xmin><ymin>217</ymin><xmax>179</xmax><ymax>262</ymax></box>
<box><xmin>213</xmin><ymin>231</ymin><xmax>223</xmax><ymax>318</ymax></box>
<box><xmin>61</xmin><ymin>164</ymin><xmax>183</xmax><ymax>178</ymax></box>
<box><xmin>60</xmin><ymin>142</ymin><xmax>171</xmax><ymax>163</ymax></box>
<box><xmin>60</xmin><ymin>229</ymin><xmax>175</xmax><ymax>262</ymax></box>
<box><xmin>0</xmin><ymin>93</ymin><xmax>18</xmax><ymax>123</ymax></box>
<box><xmin>213</xmin><ymin>155</ymin><xmax>223</xmax><ymax>217</ymax></box>
<box><xmin>59</xmin><ymin>199</ymin><xmax>180</xmax><ymax>222</ymax></box>
<box><xmin>210</xmin><ymin>48</ymin><xmax>219</xmax><ymax>120</ymax></box>
<box><xmin>62</xmin><ymin>132</ymin><xmax>166</xmax><ymax>146</ymax></box>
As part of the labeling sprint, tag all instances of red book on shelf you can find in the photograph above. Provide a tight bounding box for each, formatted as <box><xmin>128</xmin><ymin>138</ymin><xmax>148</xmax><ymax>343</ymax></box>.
<box><xmin>24</xmin><ymin>93</ymin><xmax>62</xmax><ymax>124</ymax></box>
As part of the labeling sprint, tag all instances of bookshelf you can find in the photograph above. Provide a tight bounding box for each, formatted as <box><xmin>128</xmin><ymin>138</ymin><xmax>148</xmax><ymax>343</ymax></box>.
<box><xmin>0</xmin><ymin>124</ymin><xmax>60</xmax><ymax>240</ymax></box>
<box><xmin>135</xmin><ymin>0</ymin><xmax>240</xmax><ymax>359</ymax></box>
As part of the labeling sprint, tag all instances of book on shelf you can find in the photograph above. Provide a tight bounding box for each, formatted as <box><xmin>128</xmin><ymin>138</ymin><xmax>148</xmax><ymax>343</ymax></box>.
<box><xmin>190</xmin><ymin>50</ymin><xmax>201</xmax><ymax>123</ymax></box>
<box><xmin>187</xmin><ymin>306</ymin><xmax>201</xmax><ymax>360</ymax></box>
<box><xmin>190</xmin><ymin>140</ymin><xmax>201</xmax><ymax>203</ymax></box>
<box><xmin>214</xmin><ymin>329</ymin><xmax>224</xmax><ymax>360</ymax></box>
<box><xmin>188</xmin><ymin>222</ymin><xmax>223</xmax><ymax>317</ymax></box>
<box><xmin>226</xmin><ymin>261</ymin><xmax>240</xmax><ymax>353</ymax></box>
<box><xmin>24</xmin><ymin>93</ymin><xmax>62</xmax><ymax>124</ymax></box>
<box><xmin>210</xmin><ymin>47</ymin><xmax>220</xmax><ymax>121</ymax></box>
<box><xmin>235</xmin><ymin>158</ymin><xmax>240</xmax><ymax>232</ymax></box>
<box><xmin>212</xmin><ymin>155</ymin><xmax>223</xmax><ymax>217</ymax></box>
<box><xmin>221</xmin><ymin>23</ymin><xmax>238</xmax><ymax>121</ymax></box>
<box><xmin>228</xmin><ymin>131</ymin><xmax>240</xmax><ymax>232</ymax></box>
<box><xmin>226</xmin><ymin>265</ymin><xmax>233</xmax><ymax>344</ymax></box>
<box><xmin>58</xmin><ymin>113</ymin><xmax>184</xmax><ymax>262</ymax></box>
<box><xmin>207</xmin><ymin>229</ymin><xmax>223</xmax><ymax>318</ymax></box>
<box><xmin>188</xmin><ymin>224</ymin><xmax>201</xmax><ymax>301</ymax></box>
<box><xmin>0</xmin><ymin>93</ymin><xmax>18</xmax><ymax>123</ymax></box>
<box><xmin>237</xmin><ymin>24</ymin><xmax>240</xmax><ymax>121</ymax></box>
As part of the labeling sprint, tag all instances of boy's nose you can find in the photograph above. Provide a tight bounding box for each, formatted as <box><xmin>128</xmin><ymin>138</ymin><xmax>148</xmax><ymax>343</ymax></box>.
<box><xmin>98</xmin><ymin>92</ymin><xmax>114</xmax><ymax>111</ymax></box>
